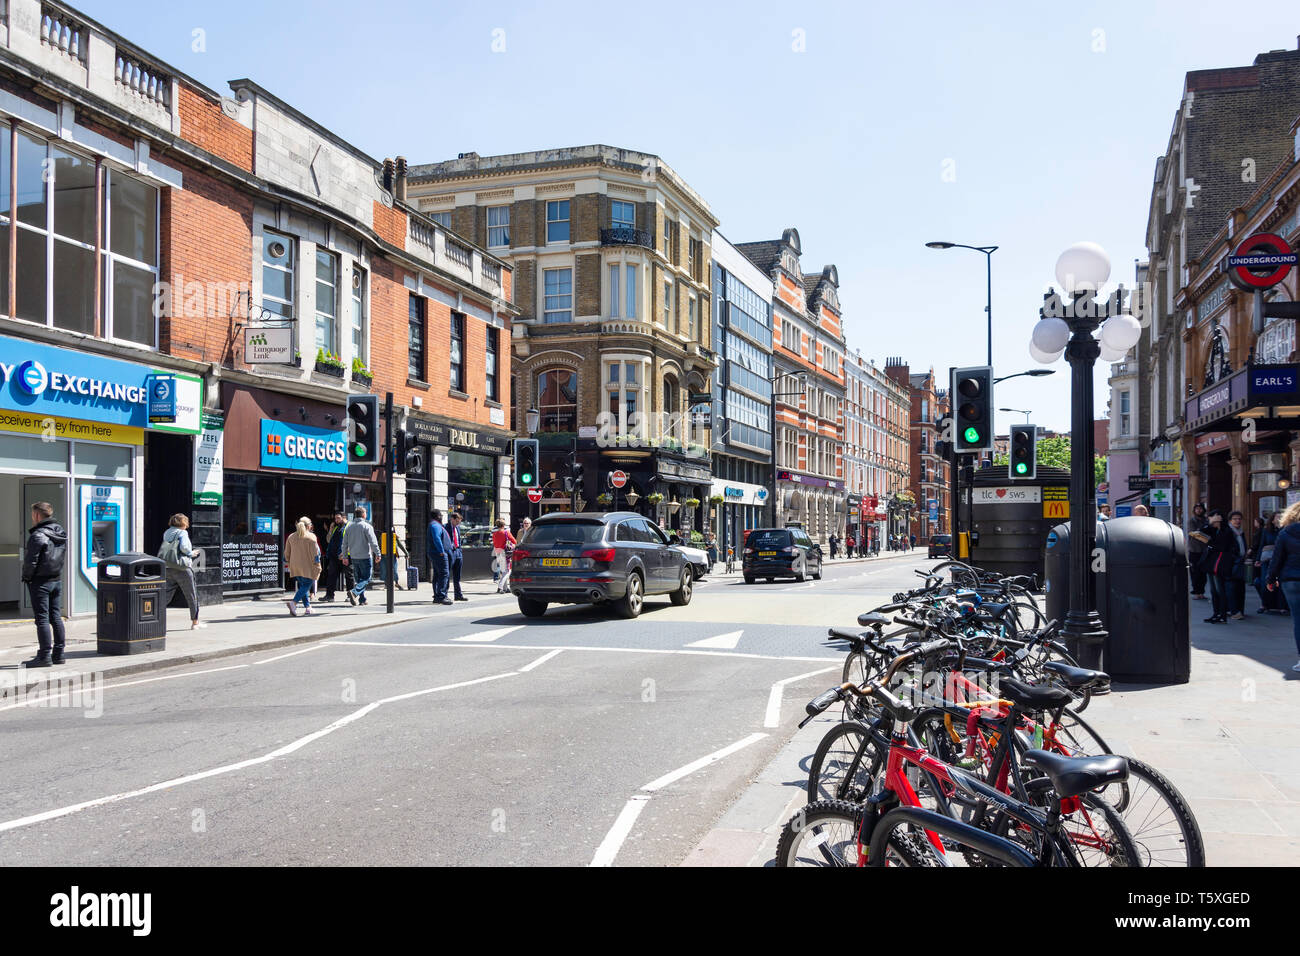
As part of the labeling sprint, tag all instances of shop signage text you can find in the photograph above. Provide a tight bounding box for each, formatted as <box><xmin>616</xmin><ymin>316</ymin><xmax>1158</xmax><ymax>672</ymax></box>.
<box><xmin>404</xmin><ymin>417</ymin><xmax>511</xmax><ymax>455</ymax></box>
<box><xmin>1196</xmin><ymin>280</ymin><xmax>1231</xmax><ymax>324</ymax></box>
<box><xmin>243</xmin><ymin>327</ymin><xmax>294</xmax><ymax>364</ymax></box>
<box><xmin>970</xmin><ymin>486</ymin><xmax>1042</xmax><ymax>504</ymax></box>
<box><xmin>194</xmin><ymin>410</ymin><xmax>224</xmax><ymax>506</ymax></box>
<box><xmin>1196</xmin><ymin>432</ymin><xmax>1230</xmax><ymax>454</ymax></box>
<box><xmin>1148</xmin><ymin>460</ymin><xmax>1180</xmax><ymax>477</ymax></box>
<box><xmin>1250</xmin><ymin>366</ymin><xmax>1298</xmax><ymax>394</ymax></box>
<box><xmin>260</xmin><ymin>419</ymin><xmax>349</xmax><ymax>475</ymax></box>
<box><xmin>147</xmin><ymin>374</ymin><xmax>177</xmax><ymax>424</ymax></box>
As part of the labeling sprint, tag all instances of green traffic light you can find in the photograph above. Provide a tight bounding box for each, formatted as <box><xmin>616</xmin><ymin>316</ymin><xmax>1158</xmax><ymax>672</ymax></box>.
<box><xmin>1015</xmin><ymin>462</ymin><xmax>1027</xmax><ymax>474</ymax></box>
<box><xmin>520</xmin><ymin>472</ymin><xmax>532</xmax><ymax>484</ymax></box>
<box><xmin>354</xmin><ymin>443</ymin><xmax>366</xmax><ymax>456</ymax></box>
<box><xmin>963</xmin><ymin>427</ymin><xmax>981</xmax><ymax>444</ymax></box>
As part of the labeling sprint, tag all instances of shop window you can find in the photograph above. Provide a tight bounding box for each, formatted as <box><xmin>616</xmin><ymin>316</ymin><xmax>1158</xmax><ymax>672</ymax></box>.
<box><xmin>447</xmin><ymin>451</ymin><xmax>497</xmax><ymax>538</ymax></box>
<box><xmin>73</xmin><ymin>442</ymin><xmax>132</xmax><ymax>479</ymax></box>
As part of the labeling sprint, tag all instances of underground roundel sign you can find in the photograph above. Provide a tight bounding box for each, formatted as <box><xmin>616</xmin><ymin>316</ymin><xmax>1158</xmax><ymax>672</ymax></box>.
<box><xmin>1225</xmin><ymin>232</ymin><xmax>1297</xmax><ymax>291</ymax></box>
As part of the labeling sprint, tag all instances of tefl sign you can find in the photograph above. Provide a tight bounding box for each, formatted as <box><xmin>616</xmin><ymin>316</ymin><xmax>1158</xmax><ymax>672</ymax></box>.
<box><xmin>260</xmin><ymin>419</ymin><xmax>349</xmax><ymax>475</ymax></box>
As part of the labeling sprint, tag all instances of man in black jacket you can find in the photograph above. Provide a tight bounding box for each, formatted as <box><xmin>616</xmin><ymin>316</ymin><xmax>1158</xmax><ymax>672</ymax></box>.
<box><xmin>21</xmin><ymin>501</ymin><xmax>68</xmax><ymax>667</ymax></box>
<box><xmin>319</xmin><ymin>512</ymin><xmax>353</xmax><ymax>602</ymax></box>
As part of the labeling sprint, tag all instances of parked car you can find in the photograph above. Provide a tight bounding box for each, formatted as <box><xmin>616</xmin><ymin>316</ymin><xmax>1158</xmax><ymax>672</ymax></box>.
<box><xmin>509</xmin><ymin>512</ymin><xmax>692</xmax><ymax>619</ymax></box>
<box><xmin>742</xmin><ymin>527</ymin><xmax>822</xmax><ymax>583</ymax></box>
<box><xmin>665</xmin><ymin>530</ymin><xmax>709</xmax><ymax>580</ymax></box>
<box><xmin>928</xmin><ymin>533</ymin><xmax>952</xmax><ymax>559</ymax></box>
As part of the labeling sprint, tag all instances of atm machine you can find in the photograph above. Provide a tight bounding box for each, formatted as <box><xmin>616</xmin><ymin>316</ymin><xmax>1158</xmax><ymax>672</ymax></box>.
<box><xmin>78</xmin><ymin>485</ymin><xmax>126</xmax><ymax>592</ymax></box>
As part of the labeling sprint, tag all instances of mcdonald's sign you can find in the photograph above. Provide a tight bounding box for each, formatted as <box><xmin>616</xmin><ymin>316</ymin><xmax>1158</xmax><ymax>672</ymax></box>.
<box><xmin>1042</xmin><ymin>486</ymin><xmax>1069</xmax><ymax>519</ymax></box>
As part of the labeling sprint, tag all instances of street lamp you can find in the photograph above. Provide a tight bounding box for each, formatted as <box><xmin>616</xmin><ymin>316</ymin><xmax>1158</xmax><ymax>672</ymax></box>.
<box><xmin>926</xmin><ymin>241</ymin><xmax>998</xmax><ymax>365</ymax></box>
<box><xmin>994</xmin><ymin>369</ymin><xmax>1055</xmax><ymax>385</ymax></box>
<box><xmin>1000</xmin><ymin>407</ymin><xmax>1032</xmax><ymax>424</ymax></box>
<box><xmin>1027</xmin><ymin>242</ymin><xmax>1142</xmax><ymax>670</ymax></box>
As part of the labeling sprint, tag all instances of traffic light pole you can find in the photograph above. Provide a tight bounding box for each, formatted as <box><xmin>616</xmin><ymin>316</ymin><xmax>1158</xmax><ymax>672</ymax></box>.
<box><xmin>384</xmin><ymin>392</ymin><xmax>394</xmax><ymax>615</ymax></box>
<box><xmin>570</xmin><ymin>434</ymin><xmax>578</xmax><ymax>513</ymax></box>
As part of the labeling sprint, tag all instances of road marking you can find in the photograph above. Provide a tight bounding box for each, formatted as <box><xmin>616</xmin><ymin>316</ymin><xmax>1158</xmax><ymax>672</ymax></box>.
<box><xmin>641</xmin><ymin>732</ymin><xmax>768</xmax><ymax>792</ymax></box>
<box><xmin>519</xmin><ymin>649</ymin><xmax>563</xmax><ymax>672</ymax></box>
<box><xmin>0</xmin><ymin>670</ymin><xmax>519</xmax><ymax>835</ymax></box>
<box><xmin>591</xmin><ymin>732</ymin><xmax>768</xmax><ymax>866</ymax></box>
<box><xmin>590</xmin><ymin>795</ymin><xmax>650</xmax><ymax>867</ymax></box>
<box><xmin>253</xmin><ymin>645</ymin><xmax>326</xmax><ymax>665</ymax></box>
<box><xmin>684</xmin><ymin>630</ymin><xmax>743</xmax><ymax>650</ymax></box>
<box><xmin>451</xmin><ymin>626</ymin><xmax>524</xmax><ymax>643</ymax></box>
<box><xmin>334</xmin><ymin>641</ymin><xmax>840</xmax><ymax>664</ymax></box>
<box><xmin>764</xmin><ymin>666</ymin><xmax>840</xmax><ymax>728</ymax></box>
<box><xmin>0</xmin><ymin>664</ymin><xmax>249</xmax><ymax>714</ymax></box>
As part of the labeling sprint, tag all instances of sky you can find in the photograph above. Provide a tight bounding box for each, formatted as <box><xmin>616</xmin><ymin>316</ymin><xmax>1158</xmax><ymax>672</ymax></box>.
<box><xmin>74</xmin><ymin>0</ymin><xmax>1300</xmax><ymax>436</ymax></box>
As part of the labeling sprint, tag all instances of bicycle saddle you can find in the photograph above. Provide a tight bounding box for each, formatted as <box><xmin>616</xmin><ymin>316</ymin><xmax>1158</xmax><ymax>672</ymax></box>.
<box><xmin>1042</xmin><ymin>661</ymin><xmax>1110</xmax><ymax>689</ymax></box>
<box><xmin>857</xmin><ymin>612</ymin><xmax>892</xmax><ymax>628</ymax></box>
<box><xmin>997</xmin><ymin>677</ymin><xmax>1073</xmax><ymax>710</ymax></box>
<box><xmin>978</xmin><ymin>602</ymin><xmax>1010</xmax><ymax>616</ymax></box>
<box><xmin>1022</xmin><ymin>749</ymin><xmax>1128</xmax><ymax>799</ymax></box>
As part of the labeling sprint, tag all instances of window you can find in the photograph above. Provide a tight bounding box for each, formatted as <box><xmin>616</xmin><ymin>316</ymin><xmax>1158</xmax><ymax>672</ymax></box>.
<box><xmin>7</xmin><ymin>132</ymin><xmax>159</xmax><ymax>345</ymax></box>
<box><xmin>779</xmin><ymin>428</ymin><xmax>798</xmax><ymax>469</ymax></box>
<box><xmin>487</xmin><ymin>206</ymin><xmax>510</xmax><ymax>248</ymax></box>
<box><xmin>546</xmin><ymin>200</ymin><xmax>570</xmax><ymax>243</ymax></box>
<box><xmin>544</xmin><ymin>268</ymin><xmax>573</xmax><ymax>323</ymax></box>
<box><xmin>447</xmin><ymin>450</ymin><xmax>497</xmax><ymax>531</ymax></box>
<box><xmin>611</xmin><ymin>200</ymin><xmax>635</xmax><ymax>230</ymax></box>
<box><xmin>625</xmin><ymin>264</ymin><xmax>638</xmax><ymax>318</ymax></box>
<box><xmin>408</xmin><ymin>294</ymin><xmax>426</xmax><ymax>381</ymax></box>
<box><xmin>1120</xmin><ymin>390</ymin><xmax>1131</xmax><ymax>436</ymax></box>
<box><xmin>486</xmin><ymin>328</ymin><xmax>500</xmax><ymax>401</ymax></box>
<box><xmin>688</xmin><ymin>296</ymin><xmax>697</xmax><ymax>341</ymax></box>
<box><xmin>262</xmin><ymin>229</ymin><xmax>295</xmax><ymax>321</ymax></box>
<box><xmin>688</xmin><ymin>237</ymin><xmax>700</xmax><ymax>282</ymax></box>
<box><xmin>608</xmin><ymin>264</ymin><xmax>620</xmax><ymax>317</ymax></box>
<box><xmin>604</xmin><ymin>359</ymin><xmax>645</xmax><ymax>431</ymax></box>
<box><xmin>450</xmin><ymin>310</ymin><xmax>466</xmax><ymax>392</ymax></box>
<box><xmin>663</xmin><ymin>378</ymin><xmax>679</xmax><ymax>441</ymax></box>
<box><xmin>663</xmin><ymin>280</ymin><xmax>673</xmax><ymax>328</ymax></box>
<box><xmin>429</xmin><ymin>211</ymin><xmax>451</xmax><ymax>228</ymax></box>
<box><xmin>781</xmin><ymin>319</ymin><xmax>801</xmax><ymax>355</ymax></box>
<box><xmin>314</xmin><ymin>249</ymin><xmax>338</xmax><ymax>356</ymax></box>
<box><xmin>351</xmin><ymin>267</ymin><xmax>367</xmax><ymax>365</ymax></box>
<box><xmin>537</xmin><ymin>369</ymin><xmax>577</xmax><ymax>433</ymax></box>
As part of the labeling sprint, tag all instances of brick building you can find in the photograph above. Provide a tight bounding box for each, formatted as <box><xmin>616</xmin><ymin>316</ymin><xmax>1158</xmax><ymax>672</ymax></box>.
<box><xmin>736</xmin><ymin>229</ymin><xmax>847</xmax><ymax>547</ymax></box>
<box><xmin>844</xmin><ymin>350</ymin><xmax>910</xmax><ymax>551</ymax></box>
<box><xmin>404</xmin><ymin>146</ymin><xmax>718</xmax><ymax>535</ymax></box>
<box><xmin>1115</xmin><ymin>41</ymin><xmax>1300</xmax><ymax>525</ymax></box>
<box><xmin>885</xmin><ymin>359</ymin><xmax>950</xmax><ymax>543</ymax></box>
<box><xmin>0</xmin><ymin>0</ymin><xmax>514</xmax><ymax>617</ymax></box>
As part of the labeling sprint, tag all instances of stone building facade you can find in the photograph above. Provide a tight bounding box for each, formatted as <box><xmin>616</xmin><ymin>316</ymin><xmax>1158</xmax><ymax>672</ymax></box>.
<box><xmin>885</xmin><ymin>360</ymin><xmax>949</xmax><ymax>543</ymax></box>
<box><xmin>404</xmin><ymin>146</ymin><xmax>718</xmax><ymax>535</ymax></box>
<box><xmin>845</xmin><ymin>351</ymin><xmax>911</xmax><ymax>552</ymax></box>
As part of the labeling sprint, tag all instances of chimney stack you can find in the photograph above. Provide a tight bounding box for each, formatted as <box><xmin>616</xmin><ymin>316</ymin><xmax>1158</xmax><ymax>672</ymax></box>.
<box><xmin>395</xmin><ymin>156</ymin><xmax>408</xmax><ymax>203</ymax></box>
<box><xmin>382</xmin><ymin>158</ymin><xmax>395</xmax><ymax>193</ymax></box>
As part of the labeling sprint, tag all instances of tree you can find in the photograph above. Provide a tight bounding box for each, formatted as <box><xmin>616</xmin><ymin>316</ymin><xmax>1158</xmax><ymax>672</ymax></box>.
<box><xmin>993</xmin><ymin>436</ymin><xmax>1104</xmax><ymax>485</ymax></box>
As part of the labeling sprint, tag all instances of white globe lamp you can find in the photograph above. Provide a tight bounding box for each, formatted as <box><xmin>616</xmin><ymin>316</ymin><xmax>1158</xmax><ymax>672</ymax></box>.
<box><xmin>1099</xmin><ymin>313</ymin><xmax>1143</xmax><ymax>352</ymax></box>
<box><xmin>1029</xmin><ymin>341</ymin><xmax>1063</xmax><ymax>365</ymax></box>
<box><xmin>1055</xmin><ymin>242</ymin><xmax>1111</xmax><ymax>294</ymax></box>
<box><xmin>1031</xmin><ymin>317</ymin><xmax>1070</xmax><ymax>353</ymax></box>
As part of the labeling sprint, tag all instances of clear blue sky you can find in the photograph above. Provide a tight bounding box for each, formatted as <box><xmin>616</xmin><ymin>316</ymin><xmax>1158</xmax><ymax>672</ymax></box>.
<box><xmin>76</xmin><ymin>0</ymin><xmax>1300</xmax><ymax>435</ymax></box>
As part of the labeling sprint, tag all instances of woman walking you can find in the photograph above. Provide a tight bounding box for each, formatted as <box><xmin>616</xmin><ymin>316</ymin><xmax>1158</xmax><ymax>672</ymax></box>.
<box><xmin>491</xmin><ymin>518</ymin><xmax>516</xmax><ymax>592</ymax></box>
<box><xmin>284</xmin><ymin>517</ymin><xmax>322</xmax><ymax>616</ymax></box>
<box><xmin>1265</xmin><ymin>501</ymin><xmax>1300</xmax><ymax>672</ymax></box>
<box><xmin>1200</xmin><ymin>510</ymin><xmax>1237</xmax><ymax>624</ymax></box>
<box><xmin>160</xmin><ymin>514</ymin><xmax>205</xmax><ymax>630</ymax></box>
<box><xmin>1251</xmin><ymin>512</ymin><xmax>1282</xmax><ymax>614</ymax></box>
<box><xmin>1187</xmin><ymin>503</ymin><xmax>1210</xmax><ymax>600</ymax></box>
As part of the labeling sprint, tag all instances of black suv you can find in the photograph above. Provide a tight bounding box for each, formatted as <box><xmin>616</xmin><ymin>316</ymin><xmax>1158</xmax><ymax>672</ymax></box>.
<box><xmin>742</xmin><ymin>527</ymin><xmax>822</xmax><ymax>583</ymax></box>
<box><xmin>928</xmin><ymin>534</ymin><xmax>952</xmax><ymax>559</ymax></box>
<box><xmin>510</xmin><ymin>512</ymin><xmax>692</xmax><ymax>619</ymax></box>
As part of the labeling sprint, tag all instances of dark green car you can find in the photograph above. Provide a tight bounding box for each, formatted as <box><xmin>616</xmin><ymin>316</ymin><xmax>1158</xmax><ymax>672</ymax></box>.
<box><xmin>742</xmin><ymin>527</ymin><xmax>823</xmax><ymax>584</ymax></box>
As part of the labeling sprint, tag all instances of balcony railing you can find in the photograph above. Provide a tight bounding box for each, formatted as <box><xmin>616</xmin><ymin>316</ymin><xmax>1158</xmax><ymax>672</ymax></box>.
<box><xmin>445</xmin><ymin>237</ymin><xmax>473</xmax><ymax>269</ymax></box>
<box><xmin>600</xmin><ymin>227</ymin><xmax>654</xmax><ymax>249</ymax></box>
<box><xmin>115</xmin><ymin>51</ymin><xmax>171</xmax><ymax>109</ymax></box>
<box><xmin>480</xmin><ymin>259</ymin><xmax>501</xmax><ymax>286</ymax></box>
<box><xmin>40</xmin><ymin>6</ymin><xmax>86</xmax><ymax>63</ymax></box>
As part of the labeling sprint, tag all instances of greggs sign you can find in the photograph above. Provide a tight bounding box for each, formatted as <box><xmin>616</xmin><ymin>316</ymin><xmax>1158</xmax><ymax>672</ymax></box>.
<box><xmin>260</xmin><ymin>419</ymin><xmax>349</xmax><ymax>474</ymax></box>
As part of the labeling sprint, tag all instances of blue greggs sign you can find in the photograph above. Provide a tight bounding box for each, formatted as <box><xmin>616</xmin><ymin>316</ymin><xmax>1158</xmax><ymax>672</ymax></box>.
<box><xmin>260</xmin><ymin>419</ymin><xmax>349</xmax><ymax>475</ymax></box>
<box><xmin>0</xmin><ymin>334</ymin><xmax>198</xmax><ymax>432</ymax></box>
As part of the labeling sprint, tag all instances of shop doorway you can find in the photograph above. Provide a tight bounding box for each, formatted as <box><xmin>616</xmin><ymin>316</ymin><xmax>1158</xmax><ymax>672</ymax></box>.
<box><xmin>1202</xmin><ymin>451</ymin><xmax>1232</xmax><ymax>512</ymax></box>
<box><xmin>4</xmin><ymin>477</ymin><xmax>68</xmax><ymax>620</ymax></box>
<box><xmin>284</xmin><ymin>478</ymin><xmax>340</xmax><ymax>542</ymax></box>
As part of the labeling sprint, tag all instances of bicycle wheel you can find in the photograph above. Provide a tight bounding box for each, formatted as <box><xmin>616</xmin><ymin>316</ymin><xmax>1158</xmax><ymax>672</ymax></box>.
<box><xmin>775</xmin><ymin>800</ymin><xmax>866</xmax><ymax>867</ymax></box>
<box><xmin>1090</xmin><ymin>757</ymin><xmax>1206</xmax><ymax>867</ymax></box>
<box><xmin>994</xmin><ymin>781</ymin><xmax>1141</xmax><ymax>867</ymax></box>
<box><xmin>842</xmin><ymin>649</ymin><xmax>872</xmax><ymax>687</ymax></box>
<box><xmin>807</xmin><ymin>721</ymin><xmax>881</xmax><ymax>803</ymax></box>
<box><xmin>1044</xmin><ymin>707</ymin><xmax>1111</xmax><ymax>757</ymax></box>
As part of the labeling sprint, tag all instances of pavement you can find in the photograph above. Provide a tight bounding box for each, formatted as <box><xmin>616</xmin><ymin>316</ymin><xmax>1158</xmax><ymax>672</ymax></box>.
<box><xmin>682</xmin><ymin>581</ymin><xmax>1300</xmax><ymax>867</ymax></box>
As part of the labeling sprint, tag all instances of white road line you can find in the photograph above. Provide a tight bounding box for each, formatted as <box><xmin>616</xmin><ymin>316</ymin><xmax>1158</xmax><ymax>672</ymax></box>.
<box><xmin>684</xmin><ymin>630</ymin><xmax>743</xmax><ymax>650</ymax></box>
<box><xmin>590</xmin><ymin>795</ymin><xmax>650</xmax><ymax>867</ymax></box>
<box><xmin>451</xmin><ymin>626</ymin><xmax>524</xmax><ymax>643</ymax></box>
<box><xmin>334</xmin><ymin>641</ymin><xmax>840</xmax><ymax>664</ymax></box>
<box><xmin>0</xmin><ymin>670</ymin><xmax>518</xmax><ymax>835</ymax></box>
<box><xmin>519</xmin><ymin>649</ymin><xmax>563</xmax><ymax>672</ymax></box>
<box><xmin>591</xmin><ymin>731</ymin><xmax>769</xmax><ymax>866</ymax></box>
<box><xmin>252</xmin><ymin>645</ymin><xmax>326</xmax><ymax>665</ymax></box>
<box><xmin>763</xmin><ymin>666</ymin><xmax>840</xmax><ymax>728</ymax></box>
<box><xmin>0</xmin><ymin>664</ymin><xmax>249</xmax><ymax>714</ymax></box>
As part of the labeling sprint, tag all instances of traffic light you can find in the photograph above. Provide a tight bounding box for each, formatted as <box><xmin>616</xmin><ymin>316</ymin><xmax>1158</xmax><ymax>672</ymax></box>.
<box><xmin>951</xmin><ymin>366</ymin><xmax>993</xmax><ymax>454</ymax></box>
<box><xmin>394</xmin><ymin>430</ymin><xmax>423</xmax><ymax>475</ymax></box>
<box><xmin>347</xmin><ymin>394</ymin><xmax>380</xmax><ymax>464</ymax></box>
<box><xmin>571</xmin><ymin>461</ymin><xmax>585</xmax><ymax>498</ymax></box>
<box><xmin>513</xmin><ymin>439</ymin><xmax>540</xmax><ymax>490</ymax></box>
<box><xmin>1009</xmin><ymin>424</ymin><xmax>1037</xmax><ymax>480</ymax></box>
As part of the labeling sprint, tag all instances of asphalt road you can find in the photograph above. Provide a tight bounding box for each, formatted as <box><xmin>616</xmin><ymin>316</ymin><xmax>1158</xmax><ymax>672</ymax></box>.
<box><xmin>0</xmin><ymin>551</ymin><xmax>932</xmax><ymax>866</ymax></box>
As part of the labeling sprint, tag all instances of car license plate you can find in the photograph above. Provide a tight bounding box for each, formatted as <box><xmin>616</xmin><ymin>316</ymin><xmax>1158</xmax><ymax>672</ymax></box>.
<box><xmin>541</xmin><ymin>558</ymin><xmax>572</xmax><ymax>568</ymax></box>
<box><xmin>759</xmin><ymin>551</ymin><xmax>777</xmax><ymax>556</ymax></box>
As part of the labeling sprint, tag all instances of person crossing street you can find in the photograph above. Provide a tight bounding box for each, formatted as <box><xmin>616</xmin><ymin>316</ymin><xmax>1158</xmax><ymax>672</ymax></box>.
<box><xmin>342</xmin><ymin>508</ymin><xmax>380</xmax><ymax>606</ymax></box>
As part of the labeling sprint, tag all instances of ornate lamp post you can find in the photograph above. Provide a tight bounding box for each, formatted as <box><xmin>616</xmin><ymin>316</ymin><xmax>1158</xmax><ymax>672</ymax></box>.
<box><xmin>1028</xmin><ymin>243</ymin><xmax>1142</xmax><ymax>669</ymax></box>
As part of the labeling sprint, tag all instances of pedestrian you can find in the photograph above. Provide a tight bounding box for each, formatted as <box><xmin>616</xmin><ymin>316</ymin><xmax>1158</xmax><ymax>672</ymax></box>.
<box><xmin>1187</xmin><ymin>502</ymin><xmax>1209</xmax><ymax>600</ymax></box>
<box><xmin>1264</xmin><ymin>501</ymin><xmax>1300</xmax><ymax>671</ymax></box>
<box><xmin>492</xmin><ymin>518</ymin><xmax>516</xmax><ymax>592</ymax></box>
<box><xmin>342</xmin><ymin>507</ymin><xmax>380</xmax><ymax>606</ymax></box>
<box><xmin>159</xmin><ymin>513</ymin><xmax>204</xmax><ymax>630</ymax></box>
<box><xmin>449</xmin><ymin>512</ymin><xmax>467</xmax><ymax>601</ymax></box>
<box><xmin>1250</xmin><ymin>512</ymin><xmax>1282</xmax><ymax>613</ymax></box>
<box><xmin>283</xmin><ymin>517</ymin><xmax>321</xmax><ymax>616</ymax></box>
<box><xmin>320</xmin><ymin>512</ymin><xmax>353</xmax><ymax>602</ymax></box>
<box><xmin>1133</xmin><ymin>504</ymin><xmax>1150</xmax><ymax>517</ymax></box>
<box><xmin>1226</xmin><ymin>510</ymin><xmax>1249</xmax><ymax>619</ymax></box>
<box><xmin>1199</xmin><ymin>509</ymin><xmax>1236</xmax><ymax>624</ymax></box>
<box><xmin>21</xmin><ymin>501</ymin><xmax>67</xmax><ymax>668</ymax></box>
<box><xmin>705</xmin><ymin>532</ymin><xmax>718</xmax><ymax>574</ymax></box>
<box><xmin>829</xmin><ymin>533</ymin><xmax>839</xmax><ymax>560</ymax></box>
<box><xmin>910</xmin><ymin>533</ymin><xmax>917</xmax><ymax>550</ymax></box>
<box><xmin>846</xmin><ymin>533</ymin><xmax>856</xmax><ymax>558</ymax></box>
<box><xmin>428</xmin><ymin>508</ymin><xmax>453</xmax><ymax>605</ymax></box>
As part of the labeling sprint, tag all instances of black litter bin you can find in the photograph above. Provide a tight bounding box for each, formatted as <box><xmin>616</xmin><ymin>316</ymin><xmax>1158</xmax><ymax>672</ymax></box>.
<box><xmin>97</xmin><ymin>553</ymin><xmax>167</xmax><ymax>655</ymax></box>
<box><xmin>1045</xmin><ymin>517</ymin><xmax>1189</xmax><ymax>684</ymax></box>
